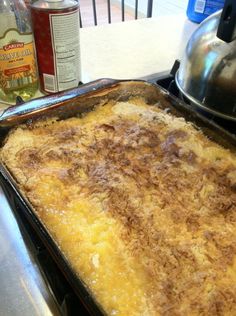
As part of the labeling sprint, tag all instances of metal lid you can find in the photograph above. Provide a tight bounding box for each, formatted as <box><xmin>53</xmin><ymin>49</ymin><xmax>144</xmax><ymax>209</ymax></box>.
<box><xmin>31</xmin><ymin>0</ymin><xmax>78</xmax><ymax>10</ymax></box>
<box><xmin>176</xmin><ymin>10</ymin><xmax>236</xmax><ymax>121</ymax></box>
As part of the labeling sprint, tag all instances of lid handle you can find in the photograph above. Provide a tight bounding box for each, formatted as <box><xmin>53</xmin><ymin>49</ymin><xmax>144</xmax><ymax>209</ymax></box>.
<box><xmin>217</xmin><ymin>0</ymin><xmax>236</xmax><ymax>43</ymax></box>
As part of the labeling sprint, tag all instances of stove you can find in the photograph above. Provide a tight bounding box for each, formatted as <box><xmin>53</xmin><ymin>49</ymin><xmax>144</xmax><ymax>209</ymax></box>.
<box><xmin>145</xmin><ymin>60</ymin><xmax>236</xmax><ymax>135</ymax></box>
<box><xmin>1</xmin><ymin>63</ymin><xmax>235</xmax><ymax>316</ymax></box>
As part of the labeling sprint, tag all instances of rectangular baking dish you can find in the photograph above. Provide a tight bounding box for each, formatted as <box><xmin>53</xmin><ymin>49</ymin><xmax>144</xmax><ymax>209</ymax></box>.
<box><xmin>0</xmin><ymin>79</ymin><xmax>236</xmax><ymax>316</ymax></box>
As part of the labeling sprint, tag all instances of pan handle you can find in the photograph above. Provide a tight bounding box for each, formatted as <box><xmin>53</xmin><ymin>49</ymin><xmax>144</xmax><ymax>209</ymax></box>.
<box><xmin>0</xmin><ymin>78</ymin><xmax>119</xmax><ymax>127</ymax></box>
<box><xmin>217</xmin><ymin>0</ymin><xmax>236</xmax><ymax>43</ymax></box>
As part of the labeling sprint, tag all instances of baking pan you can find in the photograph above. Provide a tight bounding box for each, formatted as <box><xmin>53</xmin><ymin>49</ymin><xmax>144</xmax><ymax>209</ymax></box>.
<box><xmin>0</xmin><ymin>79</ymin><xmax>236</xmax><ymax>316</ymax></box>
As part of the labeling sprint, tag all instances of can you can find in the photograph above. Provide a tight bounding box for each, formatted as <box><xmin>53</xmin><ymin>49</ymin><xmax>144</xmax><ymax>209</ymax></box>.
<box><xmin>187</xmin><ymin>0</ymin><xmax>225</xmax><ymax>23</ymax></box>
<box><xmin>31</xmin><ymin>0</ymin><xmax>81</xmax><ymax>94</ymax></box>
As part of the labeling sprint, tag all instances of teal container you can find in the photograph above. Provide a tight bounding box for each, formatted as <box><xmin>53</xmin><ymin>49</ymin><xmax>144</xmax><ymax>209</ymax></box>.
<box><xmin>187</xmin><ymin>0</ymin><xmax>225</xmax><ymax>23</ymax></box>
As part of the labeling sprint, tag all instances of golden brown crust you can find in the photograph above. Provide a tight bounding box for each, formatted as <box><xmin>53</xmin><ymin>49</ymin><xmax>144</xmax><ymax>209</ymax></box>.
<box><xmin>1</xmin><ymin>99</ymin><xmax>236</xmax><ymax>316</ymax></box>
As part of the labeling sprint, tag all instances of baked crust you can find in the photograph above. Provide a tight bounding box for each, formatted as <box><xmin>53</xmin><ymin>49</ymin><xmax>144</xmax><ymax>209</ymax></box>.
<box><xmin>1</xmin><ymin>97</ymin><xmax>236</xmax><ymax>316</ymax></box>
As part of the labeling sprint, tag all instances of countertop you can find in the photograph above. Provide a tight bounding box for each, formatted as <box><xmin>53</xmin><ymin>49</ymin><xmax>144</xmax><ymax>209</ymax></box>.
<box><xmin>0</xmin><ymin>15</ymin><xmax>198</xmax><ymax>315</ymax></box>
<box><xmin>80</xmin><ymin>14</ymin><xmax>197</xmax><ymax>82</ymax></box>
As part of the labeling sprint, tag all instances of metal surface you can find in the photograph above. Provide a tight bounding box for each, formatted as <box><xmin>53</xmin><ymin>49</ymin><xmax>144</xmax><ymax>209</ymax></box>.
<box><xmin>107</xmin><ymin>0</ymin><xmax>111</xmax><ymax>24</ymax></box>
<box><xmin>176</xmin><ymin>10</ymin><xmax>236</xmax><ymax>119</ymax></box>
<box><xmin>121</xmin><ymin>0</ymin><xmax>125</xmax><ymax>22</ymax></box>
<box><xmin>92</xmin><ymin>0</ymin><xmax>97</xmax><ymax>26</ymax></box>
<box><xmin>147</xmin><ymin>0</ymin><xmax>153</xmax><ymax>18</ymax></box>
<box><xmin>79</xmin><ymin>0</ymin><xmax>153</xmax><ymax>26</ymax></box>
<box><xmin>176</xmin><ymin>69</ymin><xmax>236</xmax><ymax>121</ymax></box>
<box><xmin>31</xmin><ymin>0</ymin><xmax>78</xmax><ymax>10</ymax></box>
<box><xmin>0</xmin><ymin>187</ymin><xmax>60</xmax><ymax>316</ymax></box>
<box><xmin>79</xmin><ymin>9</ymin><xmax>83</xmax><ymax>28</ymax></box>
<box><xmin>135</xmin><ymin>0</ymin><xmax>138</xmax><ymax>19</ymax></box>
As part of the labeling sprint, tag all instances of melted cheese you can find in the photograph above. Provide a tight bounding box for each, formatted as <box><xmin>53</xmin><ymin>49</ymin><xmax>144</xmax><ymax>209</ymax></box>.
<box><xmin>1</xmin><ymin>98</ymin><xmax>236</xmax><ymax>316</ymax></box>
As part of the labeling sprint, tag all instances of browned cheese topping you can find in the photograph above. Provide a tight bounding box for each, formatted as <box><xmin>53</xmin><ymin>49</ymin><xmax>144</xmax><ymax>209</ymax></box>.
<box><xmin>1</xmin><ymin>98</ymin><xmax>236</xmax><ymax>316</ymax></box>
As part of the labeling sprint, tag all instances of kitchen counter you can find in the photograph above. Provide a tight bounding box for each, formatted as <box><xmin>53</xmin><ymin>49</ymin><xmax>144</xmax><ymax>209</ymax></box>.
<box><xmin>80</xmin><ymin>14</ymin><xmax>197</xmax><ymax>82</ymax></box>
<box><xmin>0</xmin><ymin>14</ymin><xmax>198</xmax><ymax>315</ymax></box>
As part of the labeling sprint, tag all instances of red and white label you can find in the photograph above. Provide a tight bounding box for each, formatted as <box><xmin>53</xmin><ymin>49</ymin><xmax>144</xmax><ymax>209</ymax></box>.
<box><xmin>31</xmin><ymin>6</ymin><xmax>81</xmax><ymax>93</ymax></box>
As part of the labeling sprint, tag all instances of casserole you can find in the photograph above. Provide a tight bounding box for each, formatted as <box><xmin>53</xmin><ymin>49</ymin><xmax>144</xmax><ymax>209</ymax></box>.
<box><xmin>0</xmin><ymin>79</ymin><xmax>236</xmax><ymax>315</ymax></box>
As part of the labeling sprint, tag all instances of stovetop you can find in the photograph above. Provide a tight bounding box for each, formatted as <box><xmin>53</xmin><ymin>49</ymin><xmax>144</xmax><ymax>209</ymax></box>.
<box><xmin>145</xmin><ymin>60</ymin><xmax>235</xmax><ymax>135</ymax></box>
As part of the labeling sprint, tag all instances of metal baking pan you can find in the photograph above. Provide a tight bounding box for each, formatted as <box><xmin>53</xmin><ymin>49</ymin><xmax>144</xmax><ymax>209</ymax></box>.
<box><xmin>0</xmin><ymin>79</ymin><xmax>236</xmax><ymax>316</ymax></box>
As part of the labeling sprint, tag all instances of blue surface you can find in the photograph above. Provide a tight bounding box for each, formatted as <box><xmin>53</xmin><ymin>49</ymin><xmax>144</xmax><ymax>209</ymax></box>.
<box><xmin>187</xmin><ymin>0</ymin><xmax>225</xmax><ymax>23</ymax></box>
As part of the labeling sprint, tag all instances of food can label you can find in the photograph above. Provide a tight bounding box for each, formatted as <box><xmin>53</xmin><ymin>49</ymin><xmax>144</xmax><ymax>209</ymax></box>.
<box><xmin>194</xmin><ymin>0</ymin><xmax>224</xmax><ymax>15</ymax></box>
<box><xmin>0</xmin><ymin>29</ymin><xmax>38</xmax><ymax>92</ymax></box>
<box><xmin>31</xmin><ymin>7</ymin><xmax>81</xmax><ymax>93</ymax></box>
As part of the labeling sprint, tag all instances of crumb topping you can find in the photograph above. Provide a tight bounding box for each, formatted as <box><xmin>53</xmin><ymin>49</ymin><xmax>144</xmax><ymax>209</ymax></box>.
<box><xmin>1</xmin><ymin>99</ymin><xmax>236</xmax><ymax>316</ymax></box>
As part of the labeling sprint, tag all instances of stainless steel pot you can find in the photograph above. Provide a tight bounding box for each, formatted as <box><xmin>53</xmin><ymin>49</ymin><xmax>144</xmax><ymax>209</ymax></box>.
<box><xmin>176</xmin><ymin>0</ymin><xmax>236</xmax><ymax>121</ymax></box>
